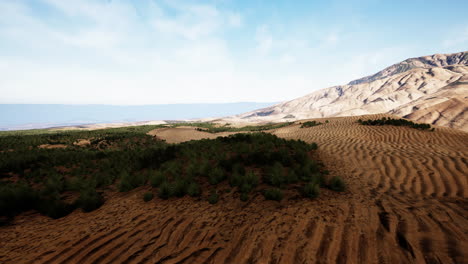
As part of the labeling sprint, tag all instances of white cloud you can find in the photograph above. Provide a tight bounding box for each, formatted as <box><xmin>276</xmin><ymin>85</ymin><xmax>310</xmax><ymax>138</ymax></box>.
<box><xmin>323</xmin><ymin>31</ymin><xmax>340</xmax><ymax>46</ymax></box>
<box><xmin>255</xmin><ymin>25</ymin><xmax>273</xmax><ymax>55</ymax></box>
<box><xmin>442</xmin><ymin>26</ymin><xmax>468</xmax><ymax>48</ymax></box>
<box><xmin>152</xmin><ymin>4</ymin><xmax>222</xmax><ymax>40</ymax></box>
<box><xmin>228</xmin><ymin>12</ymin><xmax>243</xmax><ymax>27</ymax></box>
<box><xmin>0</xmin><ymin>0</ymin><xmax>426</xmax><ymax>105</ymax></box>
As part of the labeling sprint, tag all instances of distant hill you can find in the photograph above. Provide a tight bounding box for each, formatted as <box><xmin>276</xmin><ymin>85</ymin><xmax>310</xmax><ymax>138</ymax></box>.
<box><xmin>226</xmin><ymin>51</ymin><xmax>468</xmax><ymax>131</ymax></box>
<box><xmin>0</xmin><ymin>102</ymin><xmax>275</xmax><ymax>130</ymax></box>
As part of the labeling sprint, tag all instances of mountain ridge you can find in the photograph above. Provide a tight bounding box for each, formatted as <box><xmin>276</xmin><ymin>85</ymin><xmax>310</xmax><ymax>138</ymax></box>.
<box><xmin>348</xmin><ymin>51</ymin><xmax>468</xmax><ymax>85</ymax></box>
<box><xmin>225</xmin><ymin>51</ymin><xmax>468</xmax><ymax>131</ymax></box>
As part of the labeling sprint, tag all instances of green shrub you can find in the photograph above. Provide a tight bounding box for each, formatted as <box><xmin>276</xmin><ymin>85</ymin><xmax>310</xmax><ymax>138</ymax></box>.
<box><xmin>245</xmin><ymin>171</ymin><xmax>259</xmax><ymax>187</ymax></box>
<box><xmin>301</xmin><ymin>121</ymin><xmax>322</xmax><ymax>128</ymax></box>
<box><xmin>240</xmin><ymin>192</ymin><xmax>249</xmax><ymax>201</ymax></box>
<box><xmin>265</xmin><ymin>162</ymin><xmax>285</xmax><ymax>187</ymax></box>
<box><xmin>240</xmin><ymin>183</ymin><xmax>253</xmax><ymax>193</ymax></box>
<box><xmin>232</xmin><ymin>163</ymin><xmax>246</xmax><ymax>175</ymax></box>
<box><xmin>171</xmin><ymin>179</ymin><xmax>188</xmax><ymax>197</ymax></box>
<box><xmin>37</xmin><ymin>197</ymin><xmax>75</xmax><ymax>219</ymax></box>
<box><xmin>285</xmin><ymin>169</ymin><xmax>298</xmax><ymax>183</ymax></box>
<box><xmin>187</xmin><ymin>182</ymin><xmax>201</xmax><ymax>197</ymax></box>
<box><xmin>229</xmin><ymin>172</ymin><xmax>243</xmax><ymax>187</ymax></box>
<box><xmin>118</xmin><ymin>171</ymin><xmax>145</xmax><ymax>192</ymax></box>
<box><xmin>208</xmin><ymin>191</ymin><xmax>219</xmax><ymax>204</ymax></box>
<box><xmin>303</xmin><ymin>182</ymin><xmax>320</xmax><ymax>198</ymax></box>
<box><xmin>328</xmin><ymin>176</ymin><xmax>346</xmax><ymax>192</ymax></box>
<box><xmin>158</xmin><ymin>182</ymin><xmax>171</xmax><ymax>199</ymax></box>
<box><xmin>0</xmin><ymin>183</ymin><xmax>38</xmax><ymax>218</ymax></box>
<box><xmin>76</xmin><ymin>189</ymin><xmax>103</xmax><ymax>212</ymax></box>
<box><xmin>150</xmin><ymin>171</ymin><xmax>166</xmax><ymax>187</ymax></box>
<box><xmin>143</xmin><ymin>192</ymin><xmax>153</xmax><ymax>202</ymax></box>
<box><xmin>359</xmin><ymin>117</ymin><xmax>431</xmax><ymax>130</ymax></box>
<box><xmin>311</xmin><ymin>173</ymin><xmax>326</xmax><ymax>187</ymax></box>
<box><xmin>208</xmin><ymin>168</ymin><xmax>225</xmax><ymax>185</ymax></box>
<box><xmin>263</xmin><ymin>188</ymin><xmax>283</xmax><ymax>201</ymax></box>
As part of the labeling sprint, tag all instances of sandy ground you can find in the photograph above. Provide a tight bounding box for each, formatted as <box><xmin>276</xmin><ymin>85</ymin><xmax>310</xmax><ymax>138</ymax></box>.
<box><xmin>0</xmin><ymin>114</ymin><xmax>467</xmax><ymax>264</ymax></box>
<box><xmin>38</xmin><ymin>144</ymin><xmax>68</xmax><ymax>149</ymax></box>
<box><xmin>147</xmin><ymin>126</ymin><xmax>238</xmax><ymax>144</ymax></box>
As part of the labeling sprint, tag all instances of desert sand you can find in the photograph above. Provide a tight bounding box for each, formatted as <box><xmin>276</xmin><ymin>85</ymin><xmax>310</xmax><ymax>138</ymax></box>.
<box><xmin>147</xmin><ymin>126</ymin><xmax>237</xmax><ymax>144</ymax></box>
<box><xmin>0</xmin><ymin>114</ymin><xmax>467</xmax><ymax>264</ymax></box>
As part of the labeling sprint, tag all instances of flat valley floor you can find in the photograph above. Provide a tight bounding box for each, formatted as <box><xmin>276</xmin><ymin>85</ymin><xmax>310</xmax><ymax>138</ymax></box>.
<box><xmin>1</xmin><ymin>114</ymin><xmax>467</xmax><ymax>264</ymax></box>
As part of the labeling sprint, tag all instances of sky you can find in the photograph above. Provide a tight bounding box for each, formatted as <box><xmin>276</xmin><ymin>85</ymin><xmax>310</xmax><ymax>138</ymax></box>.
<box><xmin>1</xmin><ymin>0</ymin><xmax>467</xmax><ymax>105</ymax></box>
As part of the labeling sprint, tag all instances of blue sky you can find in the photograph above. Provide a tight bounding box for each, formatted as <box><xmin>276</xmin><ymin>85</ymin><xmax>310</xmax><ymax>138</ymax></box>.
<box><xmin>1</xmin><ymin>0</ymin><xmax>467</xmax><ymax>105</ymax></box>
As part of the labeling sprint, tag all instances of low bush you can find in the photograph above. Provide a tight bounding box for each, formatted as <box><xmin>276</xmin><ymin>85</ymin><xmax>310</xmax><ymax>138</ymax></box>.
<box><xmin>301</xmin><ymin>121</ymin><xmax>322</xmax><ymax>128</ymax></box>
<box><xmin>187</xmin><ymin>182</ymin><xmax>201</xmax><ymax>197</ymax></box>
<box><xmin>328</xmin><ymin>176</ymin><xmax>346</xmax><ymax>192</ymax></box>
<box><xmin>240</xmin><ymin>192</ymin><xmax>249</xmax><ymax>201</ymax></box>
<box><xmin>263</xmin><ymin>188</ymin><xmax>283</xmax><ymax>201</ymax></box>
<box><xmin>171</xmin><ymin>179</ymin><xmax>188</xmax><ymax>197</ymax></box>
<box><xmin>76</xmin><ymin>189</ymin><xmax>104</xmax><ymax>212</ymax></box>
<box><xmin>143</xmin><ymin>192</ymin><xmax>153</xmax><ymax>202</ymax></box>
<box><xmin>118</xmin><ymin>171</ymin><xmax>146</xmax><ymax>192</ymax></box>
<box><xmin>303</xmin><ymin>182</ymin><xmax>320</xmax><ymax>198</ymax></box>
<box><xmin>158</xmin><ymin>182</ymin><xmax>171</xmax><ymax>200</ymax></box>
<box><xmin>149</xmin><ymin>171</ymin><xmax>166</xmax><ymax>187</ymax></box>
<box><xmin>0</xmin><ymin>183</ymin><xmax>38</xmax><ymax>218</ymax></box>
<box><xmin>208</xmin><ymin>168</ymin><xmax>225</xmax><ymax>185</ymax></box>
<box><xmin>208</xmin><ymin>191</ymin><xmax>219</xmax><ymax>204</ymax></box>
<box><xmin>36</xmin><ymin>197</ymin><xmax>75</xmax><ymax>219</ymax></box>
<box><xmin>310</xmin><ymin>142</ymin><xmax>318</xmax><ymax>150</ymax></box>
<box><xmin>358</xmin><ymin>117</ymin><xmax>432</xmax><ymax>130</ymax></box>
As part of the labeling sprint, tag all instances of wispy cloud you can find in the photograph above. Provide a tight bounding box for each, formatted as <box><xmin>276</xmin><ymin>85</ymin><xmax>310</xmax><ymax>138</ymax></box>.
<box><xmin>442</xmin><ymin>25</ymin><xmax>468</xmax><ymax>48</ymax></box>
<box><xmin>255</xmin><ymin>25</ymin><xmax>273</xmax><ymax>55</ymax></box>
<box><xmin>0</xmin><ymin>0</ymin><xmax>465</xmax><ymax>104</ymax></box>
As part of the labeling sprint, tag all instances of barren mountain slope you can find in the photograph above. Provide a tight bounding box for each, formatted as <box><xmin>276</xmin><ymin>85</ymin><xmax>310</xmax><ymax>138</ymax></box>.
<box><xmin>225</xmin><ymin>52</ymin><xmax>468</xmax><ymax>131</ymax></box>
<box><xmin>349</xmin><ymin>51</ymin><xmax>468</xmax><ymax>85</ymax></box>
<box><xmin>1</xmin><ymin>115</ymin><xmax>467</xmax><ymax>264</ymax></box>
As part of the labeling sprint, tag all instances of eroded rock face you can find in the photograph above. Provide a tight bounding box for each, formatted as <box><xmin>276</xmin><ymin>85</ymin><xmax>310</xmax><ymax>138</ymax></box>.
<box><xmin>227</xmin><ymin>51</ymin><xmax>468</xmax><ymax>131</ymax></box>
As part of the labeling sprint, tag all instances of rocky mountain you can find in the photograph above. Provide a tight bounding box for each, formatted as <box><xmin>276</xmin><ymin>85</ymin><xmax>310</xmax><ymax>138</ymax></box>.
<box><xmin>349</xmin><ymin>51</ymin><xmax>468</xmax><ymax>85</ymax></box>
<box><xmin>224</xmin><ymin>51</ymin><xmax>468</xmax><ymax>131</ymax></box>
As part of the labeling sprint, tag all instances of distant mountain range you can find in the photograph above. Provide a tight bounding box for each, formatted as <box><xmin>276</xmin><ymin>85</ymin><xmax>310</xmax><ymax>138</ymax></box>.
<box><xmin>225</xmin><ymin>51</ymin><xmax>468</xmax><ymax>131</ymax></box>
<box><xmin>0</xmin><ymin>103</ymin><xmax>275</xmax><ymax>130</ymax></box>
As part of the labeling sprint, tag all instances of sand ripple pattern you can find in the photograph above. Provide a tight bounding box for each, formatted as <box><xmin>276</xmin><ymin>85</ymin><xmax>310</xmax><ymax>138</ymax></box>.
<box><xmin>1</xmin><ymin>114</ymin><xmax>467</xmax><ymax>264</ymax></box>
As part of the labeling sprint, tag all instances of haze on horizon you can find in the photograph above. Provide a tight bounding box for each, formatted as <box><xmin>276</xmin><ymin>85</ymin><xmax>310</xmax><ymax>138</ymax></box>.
<box><xmin>1</xmin><ymin>0</ymin><xmax>468</xmax><ymax>105</ymax></box>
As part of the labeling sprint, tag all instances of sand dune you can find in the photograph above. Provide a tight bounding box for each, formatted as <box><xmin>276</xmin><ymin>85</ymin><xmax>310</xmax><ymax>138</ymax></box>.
<box><xmin>1</xmin><ymin>115</ymin><xmax>467</xmax><ymax>264</ymax></box>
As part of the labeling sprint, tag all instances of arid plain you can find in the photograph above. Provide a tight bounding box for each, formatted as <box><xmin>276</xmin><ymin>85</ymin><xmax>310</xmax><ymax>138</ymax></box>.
<box><xmin>1</xmin><ymin>114</ymin><xmax>466</xmax><ymax>264</ymax></box>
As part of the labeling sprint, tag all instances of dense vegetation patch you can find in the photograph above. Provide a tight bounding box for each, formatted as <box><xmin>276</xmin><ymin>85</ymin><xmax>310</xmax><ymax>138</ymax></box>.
<box><xmin>0</xmin><ymin>126</ymin><xmax>344</xmax><ymax>224</ymax></box>
<box><xmin>194</xmin><ymin>122</ymin><xmax>293</xmax><ymax>133</ymax></box>
<box><xmin>300</xmin><ymin>121</ymin><xmax>323</xmax><ymax>128</ymax></box>
<box><xmin>358</xmin><ymin>117</ymin><xmax>433</xmax><ymax>131</ymax></box>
